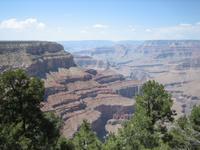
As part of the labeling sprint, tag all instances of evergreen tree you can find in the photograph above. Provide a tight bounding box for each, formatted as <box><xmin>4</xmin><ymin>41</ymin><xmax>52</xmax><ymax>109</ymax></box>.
<box><xmin>190</xmin><ymin>105</ymin><xmax>200</xmax><ymax>132</ymax></box>
<box><xmin>104</xmin><ymin>80</ymin><xmax>175</xmax><ymax>149</ymax></box>
<box><xmin>136</xmin><ymin>80</ymin><xmax>174</xmax><ymax>124</ymax></box>
<box><xmin>72</xmin><ymin>120</ymin><xmax>102</xmax><ymax>150</ymax></box>
<box><xmin>166</xmin><ymin>106</ymin><xmax>200</xmax><ymax>149</ymax></box>
<box><xmin>0</xmin><ymin>69</ymin><xmax>72</xmax><ymax>150</ymax></box>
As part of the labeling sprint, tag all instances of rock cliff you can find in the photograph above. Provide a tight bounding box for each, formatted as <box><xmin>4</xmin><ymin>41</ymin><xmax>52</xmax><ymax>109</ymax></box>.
<box><xmin>0</xmin><ymin>41</ymin><xmax>76</xmax><ymax>77</ymax></box>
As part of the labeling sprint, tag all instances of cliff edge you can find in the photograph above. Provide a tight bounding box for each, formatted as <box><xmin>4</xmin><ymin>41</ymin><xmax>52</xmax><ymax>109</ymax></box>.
<box><xmin>0</xmin><ymin>41</ymin><xmax>76</xmax><ymax>77</ymax></box>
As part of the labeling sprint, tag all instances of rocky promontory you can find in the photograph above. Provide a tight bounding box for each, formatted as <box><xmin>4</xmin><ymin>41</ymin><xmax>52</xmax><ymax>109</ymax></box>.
<box><xmin>0</xmin><ymin>41</ymin><xmax>76</xmax><ymax>77</ymax></box>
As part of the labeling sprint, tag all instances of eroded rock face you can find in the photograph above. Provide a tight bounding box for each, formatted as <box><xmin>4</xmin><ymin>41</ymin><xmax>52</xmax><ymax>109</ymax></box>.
<box><xmin>116</xmin><ymin>86</ymin><xmax>139</xmax><ymax>98</ymax></box>
<box><xmin>93</xmin><ymin>105</ymin><xmax>134</xmax><ymax>140</ymax></box>
<box><xmin>74</xmin><ymin>55</ymin><xmax>107</xmax><ymax>69</ymax></box>
<box><xmin>70</xmin><ymin>40</ymin><xmax>200</xmax><ymax>117</ymax></box>
<box><xmin>0</xmin><ymin>41</ymin><xmax>76</xmax><ymax>77</ymax></box>
<box><xmin>42</xmin><ymin>67</ymin><xmax>139</xmax><ymax>139</ymax></box>
<box><xmin>0</xmin><ymin>41</ymin><xmax>141</xmax><ymax>139</ymax></box>
<box><xmin>28</xmin><ymin>55</ymin><xmax>75</xmax><ymax>77</ymax></box>
<box><xmin>85</xmin><ymin>69</ymin><xmax>97</xmax><ymax>75</ymax></box>
<box><xmin>177</xmin><ymin>58</ymin><xmax>200</xmax><ymax>70</ymax></box>
<box><xmin>135</xmin><ymin>40</ymin><xmax>200</xmax><ymax>60</ymax></box>
<box><xmin>0</xmin><ymin>41</ymin><xmax>63</xmax><ymax>54</ymax></box>
<box><xmin>95</xmin><ymin>74</ymin><xmax>125</xmax><ymax>84</ymax></box>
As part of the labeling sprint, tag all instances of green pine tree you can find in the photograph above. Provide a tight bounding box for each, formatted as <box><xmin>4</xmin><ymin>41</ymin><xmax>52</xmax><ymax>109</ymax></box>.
<box><xmin>0</xmin><ymin>69</ymin><xmax>72</xmax><ymax>150</ymax></box>
<box><xmin>72</xmin><ymin>120</ymin><xmax>102</xmax><ymax>150</ymax></box>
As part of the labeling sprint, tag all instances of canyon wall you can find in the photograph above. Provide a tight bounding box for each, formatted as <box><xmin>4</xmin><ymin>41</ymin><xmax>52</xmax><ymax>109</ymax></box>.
<box><xmin>0</xmin><ymin>41</ymin><xmax>139</xmax><ymax>139</ymax></box>
<box><xmin>0</xmin><ymin>41</ymin><xmax>76</xmax><ymax>77</ymax></box>
<box><xmin>69</xmin><ymin>40</ymin><xmax>200</xmax><ymax>116</ymax></box>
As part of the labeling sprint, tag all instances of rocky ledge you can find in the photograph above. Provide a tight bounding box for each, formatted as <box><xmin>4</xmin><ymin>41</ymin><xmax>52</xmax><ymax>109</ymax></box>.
<box><xmin>0</xmin><ymin>41</ymin><xmax>76</xmax><ymax>77</ymax></box>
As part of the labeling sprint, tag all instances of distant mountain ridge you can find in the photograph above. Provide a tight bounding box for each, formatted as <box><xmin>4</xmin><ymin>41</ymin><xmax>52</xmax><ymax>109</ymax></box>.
<box><xmin>58</xmin><ymin>40</ymin><xmax>143</xmax><ymax>52</ymax></box>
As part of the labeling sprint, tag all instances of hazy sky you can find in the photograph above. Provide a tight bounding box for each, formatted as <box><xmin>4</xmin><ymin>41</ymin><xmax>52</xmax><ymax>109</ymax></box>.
<box><xmin>0</xmin><ymin>0</ymin><xmax>200</xmax><ymax>41</ymax></box>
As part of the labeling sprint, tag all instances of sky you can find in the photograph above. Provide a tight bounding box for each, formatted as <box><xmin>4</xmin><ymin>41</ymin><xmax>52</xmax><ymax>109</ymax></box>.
<box><xmin>0</xmin><ymin>0</ymin><xmax>200</xmax><ymax>41</ymax></box>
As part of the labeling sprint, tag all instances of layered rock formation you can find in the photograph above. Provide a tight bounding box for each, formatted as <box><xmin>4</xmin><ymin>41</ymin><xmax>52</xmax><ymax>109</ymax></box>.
<box><xmin>0</xmin><ymin>41</ymin><xmax>76</xmax><ymax>77</ymax></box>
<box><xmin>0</xmin><ymin>41</ymin><xmax>140</xmax><ymax>139</ymax></box>
<box><xmin>42</xmin><ymin>67</ymin><xmax>138</xmax><ymax>139</ymax></box>
<box><xmin>74</xmin><ymin>55</ymin><xmax>107</xmax><ymax>69</ymax></box>
<box><xmin>131</xmin><ymin>40</ymin><xmax>200</xmax><ymax>61</ymax></box>
<box><xmin>62</xmin><ymin>40</ymin><xmax>200</xmax><ymax>118</ymax></box>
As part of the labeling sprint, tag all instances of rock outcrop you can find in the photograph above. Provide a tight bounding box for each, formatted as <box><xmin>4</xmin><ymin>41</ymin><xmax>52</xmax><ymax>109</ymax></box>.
<box><xmin>0</xmin><ymin>41</ymin><xmax>76</xmax><ymax>77</ymax></box>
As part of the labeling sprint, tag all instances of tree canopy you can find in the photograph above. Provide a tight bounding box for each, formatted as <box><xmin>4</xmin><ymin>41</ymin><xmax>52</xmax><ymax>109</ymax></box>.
<box><xmin>0</xmin><ymin>69</ymin><xmax>70</xmax><ymax>150</ymax></box>
<box><xmin>72</xmin><ymin>120</ymin><xmax>102</xmax><ymax>150</ymax></box>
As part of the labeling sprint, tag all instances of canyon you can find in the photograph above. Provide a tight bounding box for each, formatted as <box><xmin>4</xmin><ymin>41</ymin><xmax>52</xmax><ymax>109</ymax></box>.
<box><xmin>62</xmin><ymin>40</ymin><xmax>200</xmax><ymax>117</ymax></box>
<box><xmin>0</xmin><ymin>41</ymin><xmax>140</xmax><ymax>140</ymax></box>
<box><xmin>1</xmin><ymin>40</ymin><xmax>200</xmax><ymax>140</ymax></box>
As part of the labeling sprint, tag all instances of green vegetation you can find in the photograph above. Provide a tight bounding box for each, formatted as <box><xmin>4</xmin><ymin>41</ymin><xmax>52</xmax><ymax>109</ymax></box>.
<box><xmin>0</xmin><ymin>70</ymin><xmax>70</xmax><ymax>150</ymax></box>
<box><xmin>103</xmin><ymin>80</ymin><xmax>200</xmax><ymax>150</ymax></box>
<box><xmin>0</xmin><ymin>70</ymin><xmax>200</xmax><ymax>149</ymax></box>
<box><xmin>72</xmin><ymin>120</ymin><xmax>102</xmax><ymax>150</ymax></box>
<box><xmin>165</xmin><ymin>105</ymin><xmax>200</xmax><ymax>149</ymax></box>
<box><xmin>103</xmin><ymin>80</ymin><xmax>174</xmax><ymax>150</ymax></box>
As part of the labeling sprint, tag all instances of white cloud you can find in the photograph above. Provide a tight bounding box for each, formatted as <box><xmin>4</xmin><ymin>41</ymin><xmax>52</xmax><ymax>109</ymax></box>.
<box><xmin>79</xmin><ymin>24</ymin><xmax>109</xmax><ymax>35</ymax></box>
<box><xmin>196</xmin><ymin>22</ymin><xmax>200</xmax><ymax>25</ymax></box>
<box><xmin>92</xmin><ymin>24</ymin><xmax>109</xmax><ymax>29</ymax></box>
<box><xmin>179</xmin><ymin>23</ymin><xmax>192</xmax><ymax>27</ymax></box>
<box><xmin>0</xmin><ymin>18</ymin><xmax>46</xmax><ymax>30</ymax></box>
<box><xmin>1</xmin><ymin>18</ymin><xmax>200</xmax><ymax>41</ymax></box>
<box><xmin>145</xmin><ymin>28</ymin><xmax>152</xmax><ymax>32</ymax></box>
<box><xmin>146</xmin><ymin>22</ymin><xmax>200</xmax><ymax>39</ymax></box>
